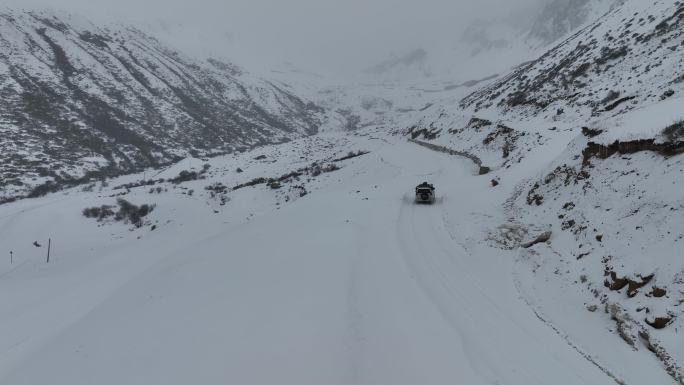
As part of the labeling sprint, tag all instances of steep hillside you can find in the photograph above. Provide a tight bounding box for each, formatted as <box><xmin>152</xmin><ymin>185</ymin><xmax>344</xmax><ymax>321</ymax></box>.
<box><xmin>410</xmin><ymin>0</ymin><xmax>683</xmax><ymax>170</ymax></box>
<box><xmin>0</xmin><ymin>10</ymin><xmax>326</xmax><ymax>202</ymax></box>
<box><xmin>458</xmin><ymin>0</ymin><xmax>623</xmax><ymax>72</ymax></box>
<box><xmin>462</xmin><ymin>0</ymin><xmax>683</xmax><ymax>121</ymax></box>
<box><xmin>404</xmin><ymin>1</ymin><xmax>684</xmax><ymax>382</ymax></box>
<box><xmin>509</xmin><ymin>101</ymin><xmax>684</xmax><ymax>383</ymax></box>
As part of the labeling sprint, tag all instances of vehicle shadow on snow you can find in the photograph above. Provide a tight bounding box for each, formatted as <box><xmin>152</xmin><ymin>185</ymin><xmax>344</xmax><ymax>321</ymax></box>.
<box><xmin>401</xmin><ymin>194</ymin><xmax>445</xmax><ymax>205</ymax></box>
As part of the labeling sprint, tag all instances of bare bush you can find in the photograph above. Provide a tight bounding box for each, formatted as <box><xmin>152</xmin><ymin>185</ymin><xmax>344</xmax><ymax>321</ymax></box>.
<box><xmin>662</xmin><ymin>120</ymin><xmax>684</xmax><ymax>143</ymax></box>
<box><xmin>82</xmin><ymin>205</ymin><xmax>115</xmax><ymax>221</ymax></box>
<box><xmin>83</xmin><ymin>199</ymin><xmax>155</xmax><ymax>227</ymax></box>
<box><xmin>115</xmin><ymin>198</ymin><xmax>155</xmax><ymax>227</ymax></box>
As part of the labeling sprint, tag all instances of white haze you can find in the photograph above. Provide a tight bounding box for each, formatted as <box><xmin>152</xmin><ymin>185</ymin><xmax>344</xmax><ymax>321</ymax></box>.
<box><xmin>2</xmin><ymin>0</ymin><xmax>547</xmax><ymax>76</ymax></box>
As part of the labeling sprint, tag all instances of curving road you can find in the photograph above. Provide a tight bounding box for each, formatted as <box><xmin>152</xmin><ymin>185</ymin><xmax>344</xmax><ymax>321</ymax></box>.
<box><xmin>1</xmin><ymin>141</ymin><xmax>617</xmax><ymax>385</ymax></box>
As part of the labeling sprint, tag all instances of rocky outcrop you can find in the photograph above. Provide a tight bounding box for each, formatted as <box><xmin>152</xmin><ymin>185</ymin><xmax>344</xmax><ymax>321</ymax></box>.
<box><xmin>582</xmin><ymin>139</ymin><xmax>684</xmax><ymax>166</ymax></box>
<box><xmin>521</xmin><ymin>231</ymin><xmax>552</xmax><ymax>248</ymax></box>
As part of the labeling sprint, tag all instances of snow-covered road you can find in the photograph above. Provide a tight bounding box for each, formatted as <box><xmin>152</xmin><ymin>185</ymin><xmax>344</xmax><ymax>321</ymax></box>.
<box><xmin>1</xmin><ymin>140</ymin><xmax>619</xmax><ymax>384</ymax></box>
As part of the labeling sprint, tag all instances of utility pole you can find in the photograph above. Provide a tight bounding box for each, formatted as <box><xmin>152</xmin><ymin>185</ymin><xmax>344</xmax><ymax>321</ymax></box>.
<box><xmin>46</xmin><ymin>239</ymin><xmax>51</xmax><ymax>264</ymax></box>
<box><xmin>10</xmin><ymin>251</ymin><xmax>12</xmax><ymax>265</ymax></box>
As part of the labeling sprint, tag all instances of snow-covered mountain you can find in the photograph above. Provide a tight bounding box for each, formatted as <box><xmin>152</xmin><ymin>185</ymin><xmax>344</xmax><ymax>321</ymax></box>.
<box><xmin>0</xmin><ymin>10</ymin><xmax>327</xmax><ymax>202</ymax></box>
<box><xmin>0</xmin><ymin>1</ymin><xmax>683</xmax><ymax>384</ymax></box>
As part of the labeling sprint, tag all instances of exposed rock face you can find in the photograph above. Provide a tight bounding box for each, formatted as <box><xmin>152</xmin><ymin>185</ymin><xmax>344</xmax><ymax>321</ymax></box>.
<box><xmin>0</xmin><ymin>10</ymin><xmax>326</xmax><ymax>199</ymax></box>
<box><xmin>583</xmin><ymin>139</ymin><xmax>684</xmax><ymax>166</ymax></box>
<box><xmin>521</xmin><ymin>230</ymin><xmax>552</xmax><ymax>248</ymax></box>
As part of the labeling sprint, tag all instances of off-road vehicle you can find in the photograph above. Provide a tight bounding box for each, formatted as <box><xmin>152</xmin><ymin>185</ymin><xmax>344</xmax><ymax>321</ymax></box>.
<box><xmin>415</xmin><ymin>182</ymin><xmax>435</xmax><ymax>204</ymax></box>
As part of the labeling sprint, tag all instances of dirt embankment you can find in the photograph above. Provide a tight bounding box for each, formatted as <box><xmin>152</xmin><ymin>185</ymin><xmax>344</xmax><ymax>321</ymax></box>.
<box><xmin>582</xmin><ymin>139</ymin><xmax>684</xmax><ymax>166</ymax></box>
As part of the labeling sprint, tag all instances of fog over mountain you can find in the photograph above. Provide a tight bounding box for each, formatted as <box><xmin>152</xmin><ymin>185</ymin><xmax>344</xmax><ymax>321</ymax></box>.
<box><xmin>3</xmin><ymin>0</ymin><xmax>550</xmax><ymax>76</ymax></box>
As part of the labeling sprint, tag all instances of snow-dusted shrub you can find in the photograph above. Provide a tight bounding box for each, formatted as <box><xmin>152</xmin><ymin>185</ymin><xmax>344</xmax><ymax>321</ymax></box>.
<box><xmin>322</xmin><ymin>163</ymin><xmax>340</xmax><ymax>173</ymax></box>
<box><xmin>311</xmin><ymin>163</ymin><xmax>340</xmax><ymax>177</ymax></box>
<box><xmin>332</xmin><ymin>150</ymin><xmax>369</xmax><ymax>162</ymax></box>
<box><xmin>662</xmin><ymin>120</ymin><xmax>684</xmax><ymax>143</ymax></box>
<box><xmin>28</xmin><ymin>181</ymin><xmax>60</xmax><ymax>198</ymax></box>
<box><xmin>171</xmin><ymin>165</ymin><xmax>210</xmax><ymax>184</ymax></box>
<box><xmin>82</xmin><ymin>205</ymin><xmax>115</xmax><ymax>221</ymax></box>
<box><xmin>85</xmin><ymin>199</ymin><xmax>155</xmax><ymax>227</ymax></box>
<box><xmin>600</xmin><ymin>90</ymin><xmax>620</xmax><ymax>104</ymax></box>
<box><xmin>205</xmin><ymin>182</ymin><xmax>230</xmax><ymax>204</ymax></box>
<box><xmin>171</xmin><ymin>170</ymin><xmax>199</xmax><ymax>184</ymax></box>
<box><xmin>205</xmin><ymin>183</ymin><xmax>228</xmax><ymax>195</ymax></box>
<box><xmin>114</xmin><ymin>198</ymin><xmax>155</xmax><ymax>227</ymax></box>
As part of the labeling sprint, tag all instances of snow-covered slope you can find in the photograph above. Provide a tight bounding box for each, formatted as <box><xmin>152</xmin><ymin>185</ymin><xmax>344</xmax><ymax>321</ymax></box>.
<box><xmin>456</xmin><ymin>0</ymin><xmax>625</xmax><ymax>81</ymax></box>
<box><xmin>0</xmin><ymin>10</ymin><xmax>327</xmax><ymax>202</ymax></box>
<box><xmin>401</xmin><ymin>1</ymin><xmax>684</xmax><ymax>382</ymax></box>
<box><xmin>2</xmin><ymin>128</ymin><xmax>671</xmax><ymax>385</ymax></box>
<box><xmin>509</xmin><ymin>104</ymin><xmax>684</xmax><ymax>383</ymax></box>
<box><xmin>410</xmin><ymin>0</ymin><xmax>683</xmax><ymax>171</ymax></box>
<box><xmin>461</xmin><ymin>0</ymin><xmax>684</xmax><ymax>121</ymax></box>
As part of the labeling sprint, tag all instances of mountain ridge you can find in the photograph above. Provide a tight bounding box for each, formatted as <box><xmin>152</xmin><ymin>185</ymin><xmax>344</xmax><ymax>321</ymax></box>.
<box><xmin>0</xmin><ymin>9</ymin><xmax>327</xmax><ymax>200</ymax></box>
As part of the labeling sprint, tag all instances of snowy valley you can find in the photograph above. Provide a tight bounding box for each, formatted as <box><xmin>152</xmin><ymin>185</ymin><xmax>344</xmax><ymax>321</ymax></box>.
<box><xmin>1</xmin><ymin>0</ymin><xmax>683</xmax><ymax>384</ymax></box>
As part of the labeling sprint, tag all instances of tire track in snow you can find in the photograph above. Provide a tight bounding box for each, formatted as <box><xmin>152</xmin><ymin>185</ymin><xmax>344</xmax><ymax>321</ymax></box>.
<box><xmin>345</xmin><ymin>219</ymin><xmax>369</xmax><ymax>385</ymax></box>
<box><xmin>397</xmin><ymin>197</ymin><xmax>608</xmax><ymax>384</ymax></box>
<box><xmin>391</xmin><ymin>143</ymin><xmax>611</xmax><ymax>384</ymax></box>
<box><xmin>404</xmin><ymin>136</ymin><xmax>622</xmax><ymax>385</ymax></box>
<box><xmin>511</xmin><ymin>266</ymin><xmax>630</xmax><ymax>385</ymax></box>
<box><xmin>395</xmin><ymin>199</ymin><xmax>501</xmax><ymax>384</ymax></box>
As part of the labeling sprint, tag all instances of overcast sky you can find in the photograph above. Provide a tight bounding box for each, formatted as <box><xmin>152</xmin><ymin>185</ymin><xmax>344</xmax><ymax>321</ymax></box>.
<box><xmin>4</xmin><ymin>0</ymin><xmax>545</xmax><ymax>76</ymax></box>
